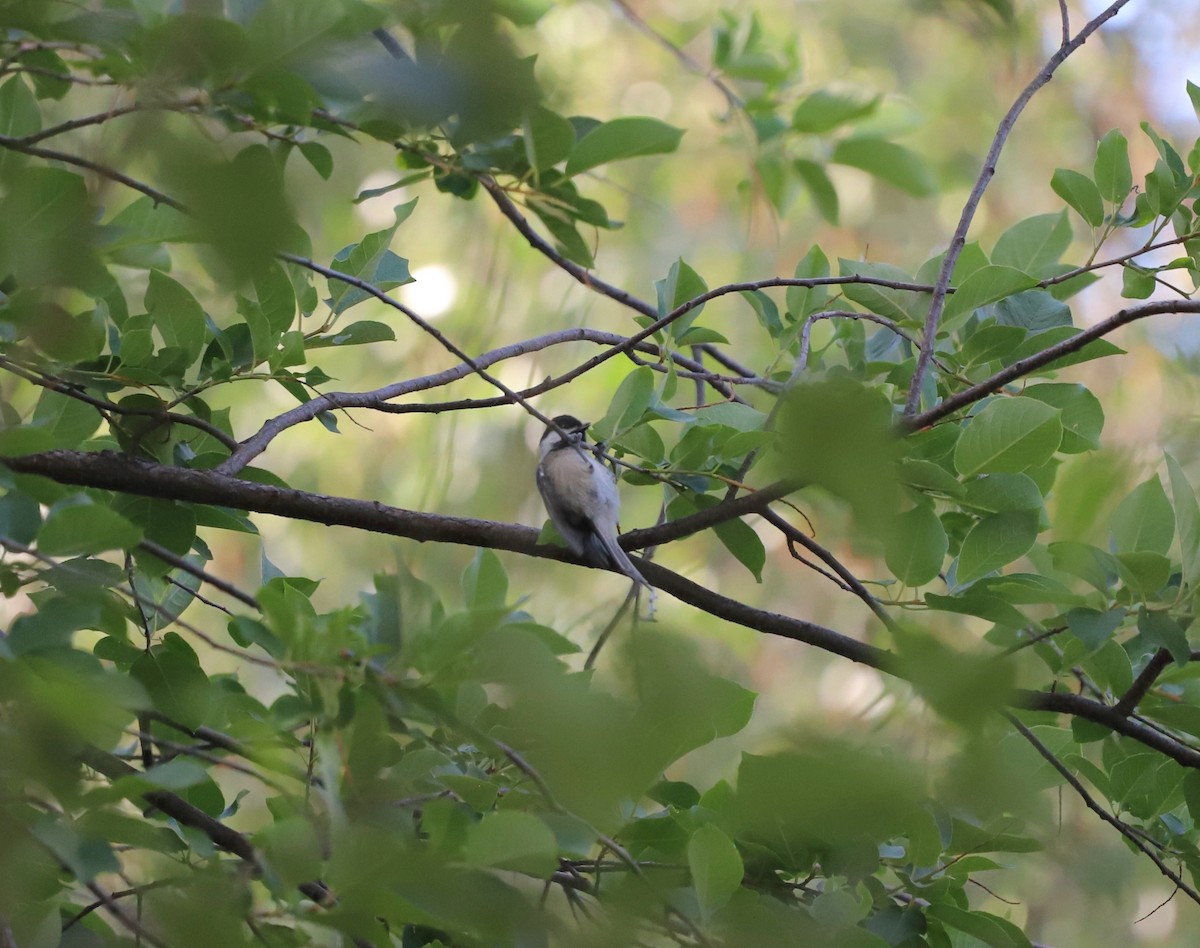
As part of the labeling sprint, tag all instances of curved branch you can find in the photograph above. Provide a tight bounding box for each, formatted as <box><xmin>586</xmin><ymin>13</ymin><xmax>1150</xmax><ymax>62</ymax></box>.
<box><xmin>904</xmin><ymin>0</ymin><xmax>1135</xmax><ymax>415</ymax></box>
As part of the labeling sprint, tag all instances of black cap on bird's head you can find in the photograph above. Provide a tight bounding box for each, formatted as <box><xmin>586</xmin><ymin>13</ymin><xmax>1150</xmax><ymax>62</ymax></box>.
<box><xmin>540</xmin><ymin>414</ymin><xmax>590</xmax><ymax>446</ymax></box>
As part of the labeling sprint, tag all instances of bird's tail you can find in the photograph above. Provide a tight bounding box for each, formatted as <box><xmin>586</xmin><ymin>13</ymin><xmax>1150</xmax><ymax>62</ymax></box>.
<box><xmin>588</xmin><ymin>531</ymin><xmax>651</xmax><ymax>588</ymax></box>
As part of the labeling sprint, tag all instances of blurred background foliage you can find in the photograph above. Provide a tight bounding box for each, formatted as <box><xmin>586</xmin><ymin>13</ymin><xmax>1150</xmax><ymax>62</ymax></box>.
<box><xmin>3</xmin><ymin>0</ymin><xmax>1200</xmax><ymax>945</ymax></box>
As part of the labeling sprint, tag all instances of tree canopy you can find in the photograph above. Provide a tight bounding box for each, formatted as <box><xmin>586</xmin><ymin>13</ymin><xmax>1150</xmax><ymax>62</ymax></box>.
<box><xmin>3</xmin><ymin>1</ymin><xmax>1200</xmax><ymax>946</ymax></box>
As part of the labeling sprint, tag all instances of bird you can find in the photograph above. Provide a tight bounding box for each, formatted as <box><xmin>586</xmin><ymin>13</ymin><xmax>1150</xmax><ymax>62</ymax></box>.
<box><xmin>535</xmin><ymin>414</ymin><xmax>650</xmax><ymax>588</ymax></box>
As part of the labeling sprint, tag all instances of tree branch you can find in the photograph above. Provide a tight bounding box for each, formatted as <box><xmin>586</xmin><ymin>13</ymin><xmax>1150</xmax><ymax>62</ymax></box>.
<box><xmin>3</xmin><ymin>450</ymin><xmax>885</xmax><ymax>667</ymax></box>
<box><xmin>1114</xmin><ymin>648</ymin><xmax>1174</xmax><ymax>717</ymax></box>
<box><xmin>1017</xmin><ymin>690</ymin><xmax>1200</xmax><ymax>769</ymax></box>
<box><xmin>904</xmin><ymin>0</ymin><xmax>1135</xmax><ymax>416</ymax></box>
<box><xmin>1007</xmin><ymin>714</ymin><xmax>1200</xmax><ymax>908</ymax></box>
<box><xmin>908</xmin><ymin>299</ymin><xmax>1200</xmax><ymax>430</ymax></box>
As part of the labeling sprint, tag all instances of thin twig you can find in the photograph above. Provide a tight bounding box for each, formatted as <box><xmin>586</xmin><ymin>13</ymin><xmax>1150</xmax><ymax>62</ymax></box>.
<box><xmin>760</xmin><ymin>508</ymin><xmax>893</xmax><ymax>629</ymax></box>
<box><xmin>611</xmin><ymin>0</ymin><xmax>743</xmax><ymax>111</ymax></box>
<box><xmin>0</xmin><ymin>135</ymin><xmax>185</xmax><ymax>209</ymax></box>
<box><xmin>137</xmin><ymin>539</ymin><xmax>260</xmax><ymax>609</ymax></box>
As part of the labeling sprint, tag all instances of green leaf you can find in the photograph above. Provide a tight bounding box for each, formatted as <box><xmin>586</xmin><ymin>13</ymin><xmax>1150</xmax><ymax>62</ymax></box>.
<box><xmin>884</xmin><ymin>505</ymin><xmax>947</xmax><ymax>587</ymax></box>
<box><xmin>1121</xmin><ymin>263</ymin><xmax>1155</xmax><ymax>299</ymax></box>
<box><xmin>1022</xmin><ymin>383</ymin><xmax>1103</xmax><ymax>453</ymax></box>
<box><xmin>961</xmin><ymin>473</ymin><xmax>1043</xmax><ymax>513</ymax></box>
<box><xmin>1051</xmin><ymin>168</ymin><xmax>1105</xmax><ymax>227</ymax></box>
<box><xmin>327</xmin><ymin>200</ymin><xmax>417</xmax><ymax>315</ymax></box>
<box><xmin>248</xmin><ymin>0</ymin><xmax>344</xmax><ymax>65</ymax></box>
<box><xmin>463</xmin><ymin>548</ymin><xmax>508</xmax><ymax>610</ymax></box>
<box><xmin>993</xmin><ymin>290</ymin><xmax>1071</xmax><ymax>332</ymax></box>
<box><xmin>991</xmin><ymin>211</ymin><xmax>1072</xmax><ymax>273</ymax></box>
<box><xmin>786</xmin><ymin>245</ymin><xmax>831</xmax><ymax>318</ymax></box>
<box><xmin>39</xmin><ymin>502</ymin><xmax>143</xmax><ymax>556</ymax></box>
<box><xmin>146</xmin><ymin>270</ymin><xmax>206</xmax><ymax>366</ymax></box>
<box><xmin>687</xmin><ymin>823</ymin><xmax>744</xmax><ymax>919</ymax></box>
<box><xmin>0</xmin><ymin>490</ymin><xmax>42</xmax><ymax>545</ymax></box>
<box><xmin>776</xmin><ymin>378</ymin><xmax>901</xmax><ymax>530</ymax></box>
<box><xmin>791</xmin><ymin>87</ymin><xmax>880</xmax><ymax>132</ymax></box>
<box><xmin>1166</xmin><ymin>454</ymin><xmax>1200</xmax><ymax>592</ymax></box>
<box><xmin>713</xmin><ymin>513</ymin><xmax>766</xmax><ymax>582</ymax></box>
<box><xmin>657</xmin><ymin>257</ymin><xmax>709</xmax><ymax>334</ymax></box>
<box><xmin>1184</xmin><ymin>770</ymin><xmax>1200</xmax><ymax>823</ymax></box>
<box><xmin>928</xmin><ymin>903</ymin><xmax>1032</xmax><ymax>948</ymax></box>
<box><xmin>0</xmin><ymin>76</ymin><xmax>41</xmax><ymax>176</ymax></box>
<box><xmin>32</xmin><ymin>817</ymin><xmax>119</xmax><ymax>883</ymax></box>
<box><xmin>837</xmin><ymin>258</ymin><xmax>920</xmax><ymax>321</ymax></box>
<box><xmin>1115</xmin><ymin>551</ymin><xmax>1171</xmax><ymax>598</ymax></box>
<box><xmin>594</xmin><ymin>366</ymin><xmax>655</xmax><ymax>441</ymax></box>
<box><xmin>1137</xmin><ymin>608</ymin><xmax>1190</xmax><ymax>666</ymax></box>
<box><xmin>32</xmin><ymin>389</ymin><xmax>103</xmax><ymax>449</ymax></box>
<box><xmin>1066</xmin><ymin>607</ymin><xmax>1125</xmax><ymax>650</ymax></box>
<box><xmin>955</xmin><ymin>509</ymin><xmax>1039</xmax><ymax>583</ymax></box>
<box><xmin>1049</xmin><ymin>541</ymin><xmax>1120</xmax><ymax>592</ymax></box>
<box><xmin>306</xmin><ymin>320</ymin><xmax>396</xmax><ymax>348</ymax></box>
<box><xmin>793</xmin><ymin>159</ymin><xmax>839</xmax><ymax>224</ymax></box>
<box><xmin>924</xmin><ymin>591</ymin><xmax>1029</xmax><ymax>629</ymax></box>
<box><xmin>1110</xmin><ymin>476</ymin><xmax>1174</xmax><ymax>555</ymax></box>
<box><xmin>463</xmin><ymin>811</ymin><xmax>558</xmax><ymax>876</ymax></box>
<box><xmin>565</xmin><ymin>116</ymin><xmax>684</xmax><ymax>176</ymax></box>
<box><xmin>1094</xmin><ymin>129</ymin><xmax>1132</xmax><ymax>203</ymax></box>
<box><xmin>298</xmin><ymin>141</ymin><xmax>332</xmax><ymax>179</ymax></box>
<box><xmin>897</xmin><ymin>458</ymin><xmax>964</xmax><ymax>496</ymax></box>
<box><xmin>130</xmin><ymin>633</ymin><xmax>211</xmax><ymax>728</ymax></box>
<box><xmin>830</xmin><ymin>138</ymin><xmax>937</xmax><ymax>196</ymax></box>
<box><xmin>942</xmin><ymin>266</ymin><xmax>1038</xmax><ymax>326</ymax></box>
<box><xmin>104</xmin><ymin>196</ymin><xmax>198</xmax><ymax>260</ymax></box>
<box><xmin>953</xmin><ymin>398</ymin><xmax>1063</xmax><ymax>477</ymax></box>
<box><xmin>523</xmin><ymin>105</ymin><xmax>576</xmax><ymax>172</ymax></box>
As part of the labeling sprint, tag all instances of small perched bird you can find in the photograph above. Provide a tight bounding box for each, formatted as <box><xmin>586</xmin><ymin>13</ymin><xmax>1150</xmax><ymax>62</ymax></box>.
<box><xmin>535</xmin><ymin>414</ymin><xmax>650</xmax><ymax>588</ymax></box>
